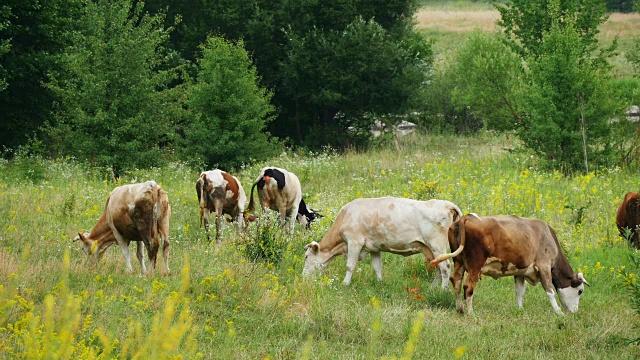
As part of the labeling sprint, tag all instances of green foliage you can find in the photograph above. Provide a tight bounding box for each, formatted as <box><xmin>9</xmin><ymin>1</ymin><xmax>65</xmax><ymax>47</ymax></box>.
<box><xmin>242</xmin><ymin>215</ymin><xmax>287</xmax><ymax>265</ymax></box>
<box><xmin>628</xmin><ymin>38</ymin><xmax>640</xmax><ymax>76</ymax></box>
<box><xmin>181</xmin><ymin>36</ymin><xmax>279</xmax><ymax>169</ymax></box>
<box><xmin>623</xmin><ymin>250</ymin><xmax>640</xmax><ymax>344</ymax></box>
<box><xmin>0</xmin><ymin>4</ymin><xmax>10</xmax><ymax>92</ymax></box>
<box><xmin>604</xmin><ymin>0</ymin><xmax>638</xmax><ymax>12</ymax></box>
<box><xmin>495</xmin><ymin>0</ymin><xmax>609</xmax><ymax>60</ymax></box>
<box><xmin>281</xmin><ymin>16</ymin><xmax>432</xmax><ymax>147</ymax></box>
<box><xmin>45</xmin><ymin>0</ymin><xmax>179</xmax><ymax>173</ymax></box>
<box><xmin>518</xmin><ymin>23</ymin><xmax>619</xmax><ymax>173</ymax></box>
<box><xmin>0</xmin><ymin>0</ymin><xmax>84</xmax><ymax>149</ymax></box>
<box><xmin>143</xmin><ymin>0</ymin><xmax>429</xmax><ymax>148</ymax></box>
<box><xmin>440</xmin><ymin>30</ymin><xmax>525</xmax><ymax>131</ymax></box>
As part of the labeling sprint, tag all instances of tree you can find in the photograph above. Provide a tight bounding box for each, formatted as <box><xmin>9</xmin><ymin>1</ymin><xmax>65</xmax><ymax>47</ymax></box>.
<box><xmin>495</xmin><ymin>0</ymin><xmax>609</xmax><ymax>60</ymax></box>
<box><xmin>45</xmin><ymin>0</ymin><xmax>179</xmax><ymax>172</ymax></box>
<box><xmin>441</xmin><ymin>30</ymin><xmax>525</xmax><ymax>132</ymax></box>
<box><xmin>490</xmin><ymin>0</ymin><xmax>622</xmax><ymax>173</ymax></box>
<box><xmin>0</xmin><ymin>0</ymin><xmax>83</xmax><ymax>150</ymax></box>
<box><xmin>518</xmin><ymin>22</ymin><xmax>618</xmax><ymax>172</ymax></box>
<box><xmin>0</xmin><ymin>5</ymin><xmax>10</xmax><ymax>92</ymax></box>
<box><xmin>143</xmin><ymin>0</ymin><xmax>429</xmax><ymax>148</ymax></box>
<box><xmin>281</xmin><ymin>17</ymin><xmax>432</xmax><ymax>146</ymax></box>
<box><xmin>181</xmin><ymin>36</ymin><xmax>279</xmax><ymax>169</ymax></box>
<box><xmin>604</xmin><ymin>0</ymin><xmax>638</xmax><ymax>12</ymax></box>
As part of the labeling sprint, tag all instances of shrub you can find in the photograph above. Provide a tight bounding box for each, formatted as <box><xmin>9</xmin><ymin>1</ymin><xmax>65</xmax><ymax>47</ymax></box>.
<box><xmin>242</xmin><ymin>215</ymin><xmax>287</xmax><ymax>266</ymax></box>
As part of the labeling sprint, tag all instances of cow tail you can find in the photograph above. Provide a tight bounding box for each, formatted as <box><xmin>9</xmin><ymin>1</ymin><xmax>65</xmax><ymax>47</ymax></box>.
<box><xmin>248</xmin><ymin>181</ymin><xmax>257</xmax><ymax>213</ymax></box>
<box><xmin>451</xmin><ymin>203</ymin><xmax>463</xmax><ymax>223</ymax></box>
<box><xmin>200</xmin><ymin>178</ymin><xmax>206</xmax><ymax>227</ymax></box>
<box><xmin>151</xmin><ymin>186</ymin><xmax>160</xmax><ymax>243</ymax></box>
<box><xmin>428</xmin><ymin>216</ymin><xmax>467</xmax><ymax>269</ymax></box>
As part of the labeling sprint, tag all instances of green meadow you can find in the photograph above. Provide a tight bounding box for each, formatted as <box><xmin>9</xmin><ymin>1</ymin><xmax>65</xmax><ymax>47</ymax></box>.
<box><xmin>1</xmin><ymin>132</ymin><xmax>639</xmax><ymax>359</ymax></box>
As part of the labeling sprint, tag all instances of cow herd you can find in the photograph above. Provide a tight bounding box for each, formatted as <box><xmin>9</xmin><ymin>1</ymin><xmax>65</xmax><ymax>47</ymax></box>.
<box><xmin>74</xmin><ymin>166</ymin><xmax>640</xmax><ymax>315</ymax></box>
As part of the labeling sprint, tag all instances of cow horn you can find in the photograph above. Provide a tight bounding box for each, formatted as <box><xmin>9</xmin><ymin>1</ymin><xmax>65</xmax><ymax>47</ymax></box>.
<box><xmin>578</xmin><ymin>272</ymin><xmax>590</xmax><ymax>286</ymax></box>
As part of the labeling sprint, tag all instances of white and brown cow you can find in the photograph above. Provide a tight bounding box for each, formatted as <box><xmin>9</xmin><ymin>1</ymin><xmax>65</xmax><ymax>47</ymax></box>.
<box><xmin>196</xmin><ymin>169</ymin><xmax>251</xmax><ymax>241</ymax></box>
<box><xmin>248</xmin><ymin>167</ymin><xmax>319</xmax><ymax>232</ymax></box>
<box><xmin>616</xmin><ymin>191</ymin><xmax>640</xmax><ymax>248</ymax></box>
<box><xmin>74</xmin><ymin>181</ymin><xmax>171</xmax><ymax>274</ymax></box>
<box><xmin>429</xmin><ymin>214</ymin><xmax>588</xmax><ymax>315</ymax></box>
<box><xmin>303</xmin><ymin>197</ymin><xmax>462</xmax><ymax>287</ymax></box>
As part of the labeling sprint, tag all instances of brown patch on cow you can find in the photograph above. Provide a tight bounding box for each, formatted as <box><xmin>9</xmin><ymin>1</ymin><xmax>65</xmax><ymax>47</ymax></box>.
<box><xmin>221</xmin><ymin>171</ymin><xmax>240</xmax><ymax>201</ymax></box>
<box><xmin>388</xmin><ymin>203</ymin><xmax>395</xmax><ymax>210</ymax></box>
<box><xmin>617</xmin><ymin>192</ymin><xmax>640</xmax><ymax>248</ymax></box>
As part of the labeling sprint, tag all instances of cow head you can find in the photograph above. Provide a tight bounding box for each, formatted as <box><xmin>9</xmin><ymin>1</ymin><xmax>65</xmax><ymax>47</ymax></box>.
<box><xmin>297</xmin><ymin>209</ymin><xmax>323</xmax><ymax>228</ymax></box>
<box><xmin>556</xmin><ymin>272</ymin><xmax>589</xmax><ymax>313</ymax></box>
<box><xmin>302</xmin><ymin>241</ymin><xmax>324</xmax><ymax>276</ymax></box>
<box><xmin>74</xmin><ymin>232</ymin><xmax>96</xmax><ymax>256</ymax></box>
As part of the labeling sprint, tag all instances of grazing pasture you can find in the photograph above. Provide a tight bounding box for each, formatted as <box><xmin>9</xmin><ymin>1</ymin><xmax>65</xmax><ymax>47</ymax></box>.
<box><xmin>1</xmin><ymin>133</ymin><xmax>639</xmax><ymax>358</ymax></box>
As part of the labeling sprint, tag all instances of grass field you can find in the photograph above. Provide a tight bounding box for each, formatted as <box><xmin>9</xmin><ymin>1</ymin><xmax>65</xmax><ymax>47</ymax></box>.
<box><xmin>416</xmin><ymin>4</ymin><xmax>640</xmax><ymax>78</ymax></box>
<box><xmin>1</xmin><ymin>132</ymin><xmax>640</xmax><ymax>359</ymax></box>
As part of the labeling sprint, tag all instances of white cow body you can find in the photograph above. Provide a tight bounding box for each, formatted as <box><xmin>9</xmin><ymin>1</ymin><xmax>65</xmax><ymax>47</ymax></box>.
<box><xmin>248</xmin><ymin>167</ymin><xmax>303</xmax><ymax>232</ymax></box>
<box><xmin>303</xmin><ymin>197</ymin><xmax>462</xmax><ymax>287</ymax></box>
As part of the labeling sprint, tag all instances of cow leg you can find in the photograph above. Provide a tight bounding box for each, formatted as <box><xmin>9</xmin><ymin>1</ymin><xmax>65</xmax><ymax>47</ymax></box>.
<box><xmin>371</xmin><ymin>252</ymin><xmax>383</xmax><ymax>281</ymax></box>
<box><xmin>539</xmin><ymin>266</ymin><xmax>563</xmax><ymax>314</ymax></box>
<box><xmin>434</xmin><ymin>261</ymin><xmax>451</xmax><ymax>290</ymax></box>
<box><xmin>451</xmin><ymin>261</ymin><xmax>465</xmax><ymax>314</ymax></box>
<box><xmin>136</xmin><ymin>241</ymin><xmax>147</xmax><ymax>274</ymax></box>
<box><xmin>515</xmin><ymin>276</ymin><xmax>526</xmax><ymax>308</ymax></box>
<box><xmin>215</xmin><ymin>206</ymin><xmax>223</xmax><ymax>241</ymax></box>
<box><xmin>111</xmin><ymin>227</ymin><xmax>135</xmax><ymax>273</ymax></box>
<box><xmin>236</xmin><ymin>211</ymin><xmax>245</xmax><ymax>232</ymax></box>
<box><xmin>160</xmin><ymin>219</ymin><xmax>171</xmax><ymax>274</ymax></box>
<box><xmin>463</xmin><ymin>270</ymin><xmax>481</xmax><ymax>315</ymax></box>
<box><xmin>287</xmin><ymin>203</ymin><xmax>300</xmax><ymax>233</ymax></box>
<box><xmin>202</xmin><ymin>208</ymin><xmax>211</xmax><ymax>241</ymax></box>
<box><xmin>343</xmin><ymin>240</ymin><xmax>364</xmax><ymax>286</ymax></box>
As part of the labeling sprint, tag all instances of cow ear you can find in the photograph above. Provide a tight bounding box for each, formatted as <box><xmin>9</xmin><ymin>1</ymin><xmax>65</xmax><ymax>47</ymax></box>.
<box><xmin>577</xmin><ymin>272</ymin><xmax>590</xmax><ymax>287</ymax></box>
<box><xmin>304</xmin><ymin>241</ymin><xmax>319</xmax><ymax>253</ymax></box>
<box><xmin>76</xmin><ymin>233</ymin><xmax>91</xmax><ymax>245</ymax></box>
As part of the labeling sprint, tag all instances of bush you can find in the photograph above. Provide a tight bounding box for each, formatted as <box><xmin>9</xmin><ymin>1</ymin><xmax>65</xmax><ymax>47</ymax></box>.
<box><xmin>242</xmin><ymin>215</ymin><xmax>288</xmax><ymax>266</ymax></box>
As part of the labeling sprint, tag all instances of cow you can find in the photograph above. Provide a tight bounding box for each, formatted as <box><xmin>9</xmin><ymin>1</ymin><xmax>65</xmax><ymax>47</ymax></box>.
<box><xmin>248</xmin><ymin>167</ymin><xmax>320</xmax><ymax>231</ymax></box>
<box><xmin>74</xmin><ymin>181</ymin><xmax>171</xmax><ymax>274</ymax></box>
<box><xmin>297</xmin><ymin>198</ymin><xmax>323</xmax><ymax>228</ymax></box>
<box><xmin>303</xmin><ymin>197</ymin><xmax>462</xmax><ymax>287</ymax></box>
<box><xmin>616</xmin><ymin>191</ymin><xmax>640</xmax><ymax>248</ymax></box>
<box><xmin>429</xmin><ymin>214</ymin><xmax>589</xmax><ymax>315</ymax></box>
<box><xmin>196</xmin><ymin>170</ymin><xmax>253</xmax><ymax>241</ymax></box>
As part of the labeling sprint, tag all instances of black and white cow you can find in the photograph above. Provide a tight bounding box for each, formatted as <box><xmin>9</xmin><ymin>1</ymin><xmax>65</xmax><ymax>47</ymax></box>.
<box><xmin>248</xmin><ymin>167</ymin><xmax>320</xmax><ymax>231</ymax></box>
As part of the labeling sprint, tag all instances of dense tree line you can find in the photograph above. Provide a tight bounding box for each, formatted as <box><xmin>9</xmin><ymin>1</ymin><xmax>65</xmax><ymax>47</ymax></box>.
<box><xmin>0</xmin><ymin>0</ymin><xmax>638</xmax><ymax>173</ymax></box>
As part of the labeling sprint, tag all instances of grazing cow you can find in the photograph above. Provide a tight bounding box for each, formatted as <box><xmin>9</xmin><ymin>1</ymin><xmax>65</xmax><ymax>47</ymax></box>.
<box><xmin>196</xmin><ymin>170</ymin><xmax>252</xmax><ymax>241</ymax></box>
<box><xmin>429</xmin><ymin>214</ymin><xmax>588</xmax><ymax>315</ymax></box>
<box><xmin>248</xmin><ymin>167</ymin><xmax>320</xmax><ymax>231</ymax></box>
<box><xmin>303</xmin><ymin>197</ymin><xmax>462</xmax><ymax>287</ymax></box>
<box><xmin>74</xmin><ymin>181</ymin><xmax>171</xmax><ymax>274</ymax></box>
<box><xmin>296</xmin><ymin>198</ymin><xmax>323</xmax><ymax>228</ymax></box>
<box><xmin>616</xmin><ymin>192</ymin><xmax>640</xmax><ymax>248</ymax></box>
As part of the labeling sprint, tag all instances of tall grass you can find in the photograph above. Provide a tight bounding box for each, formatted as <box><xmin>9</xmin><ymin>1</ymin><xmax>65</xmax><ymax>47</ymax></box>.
<box><xmin>1</xmin><ymin>132</ymin><xmax>639</xmax><ymax>358</ymax></box>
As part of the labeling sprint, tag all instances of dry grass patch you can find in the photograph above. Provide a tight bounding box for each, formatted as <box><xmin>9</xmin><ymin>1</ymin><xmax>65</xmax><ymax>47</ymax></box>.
<box><xmin>415</xmin><ymin>10</ymin><xmax>500</xmax><ymax>32</ymax></box>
